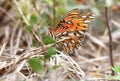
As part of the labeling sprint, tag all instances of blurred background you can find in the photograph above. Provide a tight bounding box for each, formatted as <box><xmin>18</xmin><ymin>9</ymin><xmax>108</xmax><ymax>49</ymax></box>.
<box><xmin>0</xmin><ymin>0</ymin><xmax>120</xmax><ymax>80</ymax></box>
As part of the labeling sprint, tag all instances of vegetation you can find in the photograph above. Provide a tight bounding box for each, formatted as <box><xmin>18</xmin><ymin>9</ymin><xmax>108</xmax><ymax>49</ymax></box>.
<box><xmin>0</xmin><ymin>0</ymin><xmax>120</xmax><ymax>81</ymax></box>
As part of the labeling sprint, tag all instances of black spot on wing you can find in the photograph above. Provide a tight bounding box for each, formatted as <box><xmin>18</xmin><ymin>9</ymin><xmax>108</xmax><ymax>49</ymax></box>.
<box><xmin>76</xmin><ymin>27</ymin><xmax>78</xmax><ymax>29</ymax></box>
<box><xmin>60</xmin><ymin>18</ymin><xmax>65</xmax><ymax>23</ymax></box>
<box><xmin>74</xmin><ymin>32</ymin><xmax>77</xmax><ymax>36</ymax></box>
<box><xmin>77</xmin><ymin>23</ymin><xmax>80</xmax><ymax>26</ymax></box>
<box><xmin>57</xmin><ymin>24</ymin><xmax>64</xmax><ymax>28</ymax></box>
<box><xmin>67</xmin><ymin>20</ymin><xmax>73</xmax><ymax>25</ymax></box>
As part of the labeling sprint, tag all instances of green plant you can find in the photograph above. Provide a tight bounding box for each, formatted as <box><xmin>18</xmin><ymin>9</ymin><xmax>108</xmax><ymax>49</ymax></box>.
<box><xmin>106</xmin><ymin>65</ymin><xmax>120</xmax><ymax>79</ymax></box>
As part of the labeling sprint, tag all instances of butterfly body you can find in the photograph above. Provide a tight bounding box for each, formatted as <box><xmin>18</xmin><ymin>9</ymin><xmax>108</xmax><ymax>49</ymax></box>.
<box><xmin>50</xmin><ymin>8</ymin><xmax>95</xmax><ymax>54</ymax></box>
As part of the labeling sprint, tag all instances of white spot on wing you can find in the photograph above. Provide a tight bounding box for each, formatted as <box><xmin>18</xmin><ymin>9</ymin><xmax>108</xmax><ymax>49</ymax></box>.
<box><xmin>84</xmin><ymin>20</ymin><xmax>91</xmax><ymax>23</ymax></box>
<box><xmin>67</xmin><ymin>20</ymin><xmax>73</xmax><ymax>24</ymax></box>
<box><xmin>60</xmin><ymin>36</ymin><xmax>66</xmax><ymax>39</ymax></box>
<box><xmin>56</xmin><ymin>33</ymin><xmax>61</xmax><ymax>37</ymax></box>
<box><xmin>60</xmin><ymin>36</ymin><xmax>70</xmax><ymax>40</ymax></box>
<box><xmin>78</xmin><ymin>31</ymin><xmax>85</xmax><ymax>35</ymax></box>
<box><xmin>68</xmin><ymin>33</ymin><xmax>75</xmax><ymax>36</ymax></box>
<box><xmin>71</xmin><ymin>40</ymin><xmax>75</xmax><ymax>43</ymax></box>
<box><xmin>82</xmin><ymin>15</ymin><xmax>87</xmax><ymax>18</ymax></box>
<box><xmin>76</xmin><ymin>33</ymin><xmax>80</xmax><ymax>36</ymax></box>
<box><xmin>62</xmin><ymin>32</ymin><xmax>67</xmax><ymax>35</ymax></box>
<box><xmin>63</xmin><ymin>43</ymin><xmax>67</xmax><ymax>46</ymax></box>
<box><xmin>89</xmin><ymin>16</ymin><xmax>95</xmax><ymax>19</ymax></box>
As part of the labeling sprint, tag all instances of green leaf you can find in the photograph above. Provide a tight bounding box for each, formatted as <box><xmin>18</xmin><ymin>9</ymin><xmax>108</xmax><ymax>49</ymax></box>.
<box><xmin>25</xmin><ymin>25</ymin><xmax>32</xmax><ymax>31</ymax></box>
<box><xmin>30</xmin><ymin>14</ymin><xmax>38</xmax><ymax>24</ymax></box>
<box><xmin>42</xmin><ymin>35</ymin><xmax>56</xmax><ymax>45</ymax></box>
<box><xmin>44</xmin><ymin>47</ymin><xmax>56</xmax><ymax>59</ymax></box>
<box><xmin>28</xmin><ymin>58</ymin><xmax>42</xmax><ymax>73</ymax></box>
<box><xmin>112</xmin><ymin>65</ymin><xmax>120</xmax><ymax>74</ymax></box>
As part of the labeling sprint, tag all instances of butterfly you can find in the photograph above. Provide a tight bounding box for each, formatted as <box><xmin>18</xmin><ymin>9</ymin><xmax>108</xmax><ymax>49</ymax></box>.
<box><xmin>49</xmin><ymin>8</ymin><xmax>95</xmax><ymax>54</ymax></box>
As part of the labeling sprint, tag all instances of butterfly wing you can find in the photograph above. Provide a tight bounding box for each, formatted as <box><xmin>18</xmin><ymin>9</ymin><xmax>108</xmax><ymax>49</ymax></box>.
<box><xmin>50</xmin><ymin>8</ymin><xmax>95</xmax><ymax>54</ymax></box>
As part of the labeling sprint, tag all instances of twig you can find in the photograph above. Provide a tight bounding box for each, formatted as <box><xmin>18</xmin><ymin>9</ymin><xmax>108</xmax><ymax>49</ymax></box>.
<box><xmin>0</xmin><ymin>42</ymin><xmax>7</xmax><ymax>56</ymax></box>
<box><xmin>13</xmin><ymin>28</ymin><xmax>22</xmax><ymax>56</ymax></box>
<box><xmin>105</xmin><ymin>6</ymin><xmax>114</xmax><ymax>75</ymax></box>
<box><xmin>10</xmin><ymin>20</ymin><xmax>20</xmax><ymax>55</ymax></box>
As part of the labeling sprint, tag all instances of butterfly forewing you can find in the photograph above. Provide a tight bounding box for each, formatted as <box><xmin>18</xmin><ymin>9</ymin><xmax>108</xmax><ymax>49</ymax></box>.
<box><xmin>63</xmin><ymin>9</ymin><xmax>81</xmax><ymax>18</ymax></box>
<box><xmin>50</xmin><ymin>8</ymin><xmax>95</xmax><ymax>54</ymax></box>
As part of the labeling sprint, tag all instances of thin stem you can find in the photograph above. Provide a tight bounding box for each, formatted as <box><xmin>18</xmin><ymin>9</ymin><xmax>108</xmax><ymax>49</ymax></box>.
<box><xmin>13</xmin><ymin>0</ymin><xmax>29</xmax><ymax>25</ymax></box>
<box><xmin>53</xmin><ymin>0</ymin><xmax>56</xmax><ymax>26</ymax></box>
<box><xmin>105</xmin><ymin>6</ymin><xmax>114</xmax><ymax>75</ymax></box>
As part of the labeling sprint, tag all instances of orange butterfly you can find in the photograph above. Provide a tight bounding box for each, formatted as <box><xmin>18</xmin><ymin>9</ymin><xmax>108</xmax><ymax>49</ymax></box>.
<box><xmin>50</xmin><ymin>8</ymin><xmax>95</xmax><ymax>54</ymax></box>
